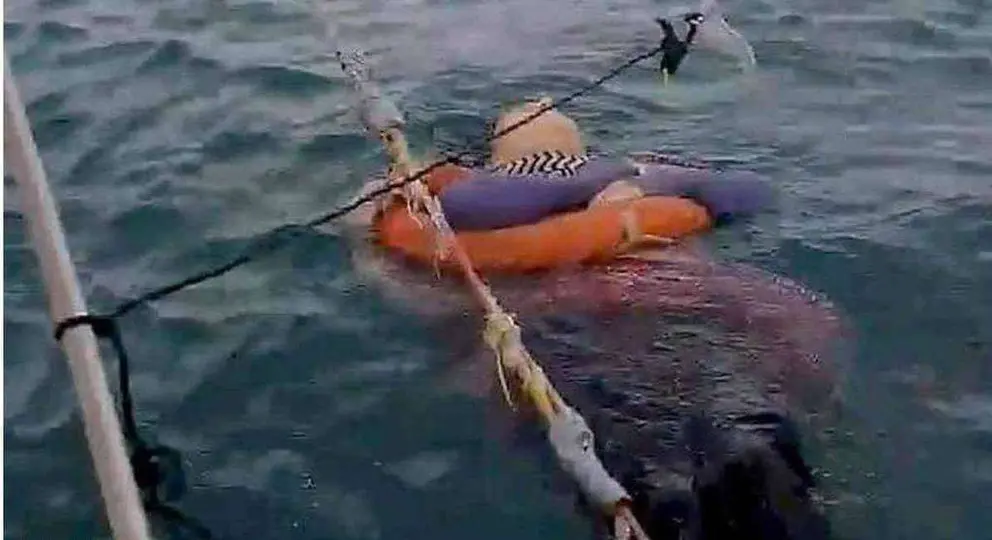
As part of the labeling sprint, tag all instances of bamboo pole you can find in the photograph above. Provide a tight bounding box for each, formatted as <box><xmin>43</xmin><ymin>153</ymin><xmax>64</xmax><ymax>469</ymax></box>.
<box><xmin>4</xmin><ymin>56</ymin><xmax>152</xmax><ymax>540</ymax></box>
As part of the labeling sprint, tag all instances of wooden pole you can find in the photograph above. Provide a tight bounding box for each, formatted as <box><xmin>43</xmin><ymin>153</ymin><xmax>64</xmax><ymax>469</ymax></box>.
<box><xmin>4</xmin><ymin>56</ymin><xmax>152</xmax><ymax>540</ymax></box>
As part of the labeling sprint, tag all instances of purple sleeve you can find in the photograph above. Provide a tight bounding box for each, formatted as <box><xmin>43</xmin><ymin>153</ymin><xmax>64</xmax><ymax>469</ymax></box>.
<box><xmin>438</xmin><ymin>158</ymin><xmax>638</xmax><ymax>231</ymax></box>
<box><xmin>632</xmin><ymin>164</ymin><xmax>775</xmax><ymax>224</ymax></box>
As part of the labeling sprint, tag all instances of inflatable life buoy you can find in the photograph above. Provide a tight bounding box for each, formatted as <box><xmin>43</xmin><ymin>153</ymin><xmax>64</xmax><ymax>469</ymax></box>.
<box><xmin>372</xmin><ymin>164</ymin><xmax>713</xmax><ymax>273</ymax></box>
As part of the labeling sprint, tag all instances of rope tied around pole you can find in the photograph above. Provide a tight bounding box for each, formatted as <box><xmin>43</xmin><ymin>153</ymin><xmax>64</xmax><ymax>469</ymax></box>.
<box><xmin>53</xmin><ymin>314</ymin><xmax>211</xmax><ymax>538</ymax></box>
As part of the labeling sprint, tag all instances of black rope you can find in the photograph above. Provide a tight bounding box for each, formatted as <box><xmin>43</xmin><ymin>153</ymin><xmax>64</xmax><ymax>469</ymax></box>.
<box><xmin>54</xmin><ymin>315</ymin><xmax>139</xmax><ymax>441</ymax></box>
<box><xmin>54</xmin><ymin>316</ymin><xmax>210</xmax><ymax>538</ymax></box>
<box><xmin>49</xmin><ymin>37</ymin><xmax>681</xmax><ymax>539</ymax></box>
<box><xmin>102</xmin><ymin>43</ymin><xmax>666</xmax><ymax>319</ymax></box>
<box><xmin>108</xmin><ymin>224</ymin><xmax>312</xmax><ymax>318</ymax></box>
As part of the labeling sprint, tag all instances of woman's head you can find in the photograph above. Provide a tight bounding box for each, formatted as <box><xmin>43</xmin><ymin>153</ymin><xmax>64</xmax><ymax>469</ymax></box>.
<box><xmin>489</xmin><ymin>97</ymin><xmax>585</xmax><ymax>166</ymax></box>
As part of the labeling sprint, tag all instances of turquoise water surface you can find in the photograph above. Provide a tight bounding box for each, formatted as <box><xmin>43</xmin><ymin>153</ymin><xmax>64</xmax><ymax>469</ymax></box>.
<box><xmin>4</xmin><ymin>0</ymin><xmax>991</xmax><ymax>539</ymax></box>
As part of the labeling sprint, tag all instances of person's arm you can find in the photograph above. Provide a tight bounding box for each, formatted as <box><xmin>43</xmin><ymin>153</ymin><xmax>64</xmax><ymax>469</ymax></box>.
<box><xmin>631</xmin><ymin>164</ymin><xmax>775</xmax><ymax>224</ymax></box>
<box><xmin>438</xmin><ymin>158</ymin><xmax>638</xmax><ymax>230</ymax></box>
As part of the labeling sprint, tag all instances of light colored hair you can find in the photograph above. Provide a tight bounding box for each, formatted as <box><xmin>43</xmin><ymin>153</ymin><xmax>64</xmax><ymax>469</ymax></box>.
<box><xmin>489</xmin><ymin>96</ymin><xmax>585</xmax><ymax>166</ymax></box>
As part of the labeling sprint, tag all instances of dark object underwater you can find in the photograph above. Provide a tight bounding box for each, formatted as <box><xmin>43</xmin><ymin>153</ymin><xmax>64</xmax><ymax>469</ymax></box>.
<box><xmin>521</xmin><ymin>306</ymin><xmax>833</xmax><ymax>540</ymax></box>
<box><xmin>460</xmin><ymin>260</ymin><xmax>841</xmax><ymax>540</ymax></box>
<box><xmin>363</xmin><ymin>223</ymin><xmax>843</xmax><ymax>540</ymax></box>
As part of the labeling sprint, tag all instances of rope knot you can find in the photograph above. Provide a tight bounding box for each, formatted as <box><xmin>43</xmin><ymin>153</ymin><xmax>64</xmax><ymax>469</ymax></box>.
<box><xmin>52</xmin><ymin>313</ymin><xmax>190</xmax><ymax>508</ymax></box>
<box><xmin>482</xmin><ymin>312</ymin><xmax>525</xmax><ymax>368</ymax></box>
<box><xmin>483</xmin><ymin>311</ymin><xmax>527</xmax><ymax>409</ymax></box>
<box><xmin>53</xmin><ymin>313</ymin><xmax>116</xmax><ymax>341</ymax></box>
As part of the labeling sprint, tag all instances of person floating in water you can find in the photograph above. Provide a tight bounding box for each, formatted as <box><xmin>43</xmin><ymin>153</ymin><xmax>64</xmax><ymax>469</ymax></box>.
<box><xmin>348</xmin><ymin>97</ymin><xmax>844</xmax><ymax>540</ymax></box>
<box><xmin>385</xmin><ymin>97</ymin><xmax>775</xmax><ymax>235</ymax></box>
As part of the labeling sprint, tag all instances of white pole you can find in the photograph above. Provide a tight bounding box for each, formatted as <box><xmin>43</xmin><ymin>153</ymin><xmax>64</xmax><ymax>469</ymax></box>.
<box><xmin>3</xmin><ymin>56</ymin><xmax>152</xmax><ymax>540</ymax></box>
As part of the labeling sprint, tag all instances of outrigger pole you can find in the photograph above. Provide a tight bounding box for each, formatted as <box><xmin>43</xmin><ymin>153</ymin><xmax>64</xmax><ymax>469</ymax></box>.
<box><xmin>4</xmin><ymin>56</ymin><xmax>152</xmax><ymax>540</ymax></box>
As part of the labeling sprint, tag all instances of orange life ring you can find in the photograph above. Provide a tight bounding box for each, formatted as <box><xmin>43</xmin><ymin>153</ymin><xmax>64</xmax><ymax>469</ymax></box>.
<box><xmin>372</xmin><ymin>164</ymin><xmax>714</xmax><ymax>273</ymax></box>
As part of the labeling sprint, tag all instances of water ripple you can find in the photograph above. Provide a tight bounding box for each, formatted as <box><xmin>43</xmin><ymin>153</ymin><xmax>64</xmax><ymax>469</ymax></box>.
<box><xmin>229</xmin><ymin>65</ymin><xmax>336</xmax><ymax>96</ymax></box>
<box><xmin>56</xmin><ymin>39</ymin><xmax>158</xmax><ymax>67</ymax></box>
<box><xmin>37</xmin><ymin>19</ymin><xmax>88</xmax><ymax>42</ymax></box>
<box><xmin>4</xmin><ymin>0</ymin><xmax>992</xmax><ymax>539</ymax></box>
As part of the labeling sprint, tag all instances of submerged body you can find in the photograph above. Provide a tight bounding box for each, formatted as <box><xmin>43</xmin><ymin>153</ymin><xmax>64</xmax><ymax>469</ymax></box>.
<box><xmin>510</xmin><ymin>264</ymin><xmax>834</xmax><ymax>540</ymax></box>
<box><xmin>350</xmin><ymin>235</ymin><xmax>845</xmax><ymax>539</ymax></box>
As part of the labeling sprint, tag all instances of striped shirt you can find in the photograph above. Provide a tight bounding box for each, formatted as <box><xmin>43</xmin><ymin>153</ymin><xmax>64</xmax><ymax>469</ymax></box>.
<box><xmin>490</xmin><ymin>151</ymin><xmax>590</xmax><ymax>178</ymax></box>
